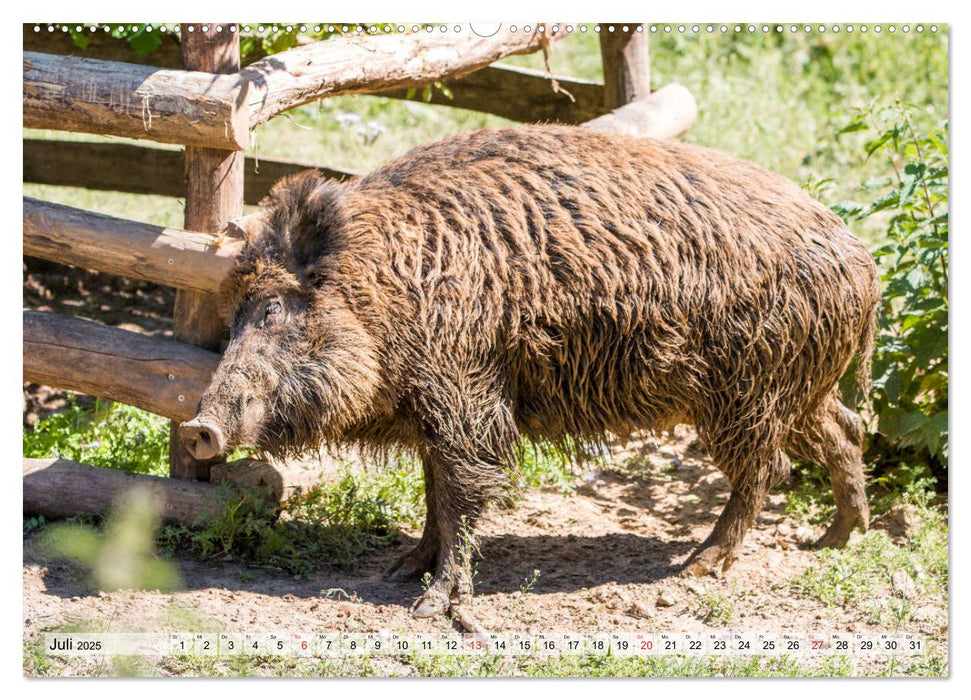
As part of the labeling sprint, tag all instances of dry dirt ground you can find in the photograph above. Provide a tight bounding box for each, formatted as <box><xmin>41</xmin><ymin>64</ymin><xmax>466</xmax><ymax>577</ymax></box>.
<box><xmin>23</xmin><ymin>427</ymin><xmax>949</xmax><ymax>676</ymax></box>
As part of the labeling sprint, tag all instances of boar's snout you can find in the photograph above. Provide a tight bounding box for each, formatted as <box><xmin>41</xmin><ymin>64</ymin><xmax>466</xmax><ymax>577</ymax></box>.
<box><xmin>179</xmin><ymin>418</ymin><xmax>227</xmax><ymax>461</ymax></box>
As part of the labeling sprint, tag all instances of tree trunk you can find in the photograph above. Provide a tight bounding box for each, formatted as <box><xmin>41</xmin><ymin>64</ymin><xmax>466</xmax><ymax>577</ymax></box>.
<box><xmin>598</xmin><ymin>25</ymin><xmax>651</xmax><ymax>109</ymax></box>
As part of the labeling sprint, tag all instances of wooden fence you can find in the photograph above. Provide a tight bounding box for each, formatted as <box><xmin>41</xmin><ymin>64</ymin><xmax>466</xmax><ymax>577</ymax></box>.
<box><xmin>22</xmin><ymin>23</ymin><xmax>697</xmax><ymax>522</ymax></box>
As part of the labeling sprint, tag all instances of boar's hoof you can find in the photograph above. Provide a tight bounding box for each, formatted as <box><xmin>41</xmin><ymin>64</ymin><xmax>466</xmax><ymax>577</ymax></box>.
<box><xmin>179</xmin><ymin>419</ymin><xmax>227</xmax><ymax>461</ymax></box>
<box><xmin>681</xmin><ymin>544</ymin><xmax>736</xmax><ymax>578</ymax></box>
<box><xmin>815</xmin><ymin>512</ymin><xmax>866</xmax><ymax>550</ymax></box>
<box><xmin>410</xmin><ymin>588</ymin><xmax>450</xmax><ymax>619</ymax></box>
<box><xmin>384</xmin><ymin>543</ymin><xmax>438</xmax><ymax>582</ymax></box>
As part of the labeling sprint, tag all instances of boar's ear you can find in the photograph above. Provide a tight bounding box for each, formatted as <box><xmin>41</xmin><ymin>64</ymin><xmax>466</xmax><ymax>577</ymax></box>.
<box><xmin>288</xmin><ymin>179</ymin><xmax>345</xmax><ymax>276</ymax></box>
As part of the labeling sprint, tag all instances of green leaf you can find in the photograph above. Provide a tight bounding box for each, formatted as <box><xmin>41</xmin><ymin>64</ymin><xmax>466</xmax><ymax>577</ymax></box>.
<box><xmin>70</xmin><ymin>30</ymin><xmax>90</xmax><ymax>50</ymax></box>
<box><xmin>836</xmin><ymin>120</ymin><xmax>868</xmax><ymax>137</ymax></box>
<box><xmin>863</xmin><ymin>190</ymin><xmax>900</xmax><ymax>216</ymax></box>
<box><xmin>127</xmin><ymin>30</ymin><xmax>162</xmax><ymax>55</ymax></box>
<box><xmin>864</xmin><ymin>132</ymin><xmax>893</xmax><ymax>157</ymax></box>
<box><xmin>900</xmin><ymin>411</ymin><xmax>928</xmax><ymax>436</ymax></box>
<box><xmin>899</xmin><ymin>162</ymin><xmax>927</xmax><ymax>204</ymax></box>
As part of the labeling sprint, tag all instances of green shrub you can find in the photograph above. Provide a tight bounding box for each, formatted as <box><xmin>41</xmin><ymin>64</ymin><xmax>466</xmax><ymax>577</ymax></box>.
<box><xmin>833</xmin><ymin>104</ymin><xmax>948</xmax><ymax>465</ymax></box>
<box><xmin>24</xmin><ymin>399</ymin><xmax>169</xmax><ymax>476</ymax></box>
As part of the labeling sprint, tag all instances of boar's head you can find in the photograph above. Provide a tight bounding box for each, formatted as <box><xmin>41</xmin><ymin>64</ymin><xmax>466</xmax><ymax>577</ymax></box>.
<box><xmin>179</xmin><ymin>172</ymin><xmax>384</xmax><ymax>461</ymax></box>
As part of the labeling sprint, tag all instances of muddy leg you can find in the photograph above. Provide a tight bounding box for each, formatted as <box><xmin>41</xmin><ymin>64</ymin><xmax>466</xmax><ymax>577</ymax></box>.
<box><xmin>788</xmin><ymin>393</ymin><xmax>869</xmax><ymax>548</ymax></box>
<box><xmin>682</xmin><ymin>450</ymin><xmax>785</xmax><ymax>577</ymax></box>
<box><xmin>385</xmin><ymin>460</ymin><xmax>439</xmax><ymax>581</ymax></box>
<box><xmin>408</xmin><ymin>451</ymin><xmax>494</xmax><ymax>632</ymax></box>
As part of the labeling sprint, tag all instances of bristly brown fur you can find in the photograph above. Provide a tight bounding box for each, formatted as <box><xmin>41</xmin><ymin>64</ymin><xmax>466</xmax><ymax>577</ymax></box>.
<box><xmin>193</xmin><ymin>124</ymin><xmax>880</xmax><ymax>607</ymax></box>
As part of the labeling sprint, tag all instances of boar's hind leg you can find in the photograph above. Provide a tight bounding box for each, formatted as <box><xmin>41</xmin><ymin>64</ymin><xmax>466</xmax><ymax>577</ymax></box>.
<box><xmin>385</xmin><ymin>460</ymin><xmax>440</xmax><ymax>581</ymax></box>
<box><xmin>787</xmin><ymin>393</ymin><xmax>870</xmax><ymax>549</ymax></box>
<box><xmin>682</xmin><ymin>449</ymin><xmax>789</xmax><ymax>577</ymax></box>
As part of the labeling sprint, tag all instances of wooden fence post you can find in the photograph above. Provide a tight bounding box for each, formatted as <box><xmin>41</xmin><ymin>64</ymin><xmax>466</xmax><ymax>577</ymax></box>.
<box><xmin>598</xmin><ymin>24</ymin><xmax>651</xmax><ymax>110</ymax></box>
<box><xmin>170</xmin><ymin>23</ymin><xmax>245</xmax><ymax>481</ymax></box>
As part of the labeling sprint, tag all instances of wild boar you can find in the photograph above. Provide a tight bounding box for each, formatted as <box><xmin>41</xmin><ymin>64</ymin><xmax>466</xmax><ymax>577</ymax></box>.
<box><xmin>180</xmin><ymin>125</ymin><xmax>879</xmax><ymax>626</ymax></box>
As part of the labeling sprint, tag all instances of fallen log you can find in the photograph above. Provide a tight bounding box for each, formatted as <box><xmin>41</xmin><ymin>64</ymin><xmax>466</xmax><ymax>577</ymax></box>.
<box><xmin>23</xmin><ymin>51</ymin><xmax>248</xmax><ymax>150</ymax></box>
<box><xmin>23</xmin><ymin>310</ymin><xmax>219</xmax><ymax>422</ymax></box>
<box><xmin>583</xmin><ymin>83</ymin><xmax>697</xmax><ymax>140</ymax></box>
<box><xmin>23</xmin><ymin>197</ymin><xmax>241</xmax><ymax>295</ymax></box>
<box><xmin>242</xmin><ymin>25</ymin><xmax>566</xmax><ymax>127</ymax></box>
<box><xmin>210</xmin><ymin>458</ymin><xmax>339</xmax><ymax>502</ymax></box>
<box><xmin>22</xmin><ymin>139</ymin><xmax>356</xmax><ymax>204</ymax></box>
<box><xmin>24</xmin><ymin>458</ymin><xmax>230</xmax><ymax>525</ymax></box>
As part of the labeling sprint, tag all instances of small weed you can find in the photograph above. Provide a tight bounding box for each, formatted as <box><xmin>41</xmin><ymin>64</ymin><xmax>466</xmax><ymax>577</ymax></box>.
<box><xmin>40</xmin><ymin>486</ymin><xmax>181</xmax><ymax>593</ymax></box>
<box><xmin>689</xmin><ymin>587</ymin><xmax>735</xmax><ymax>625</ymax></box>
<box><xmin>512</xmin><ymin>440</ymin><xmax>578</xmax><ymax>497</ymax></box>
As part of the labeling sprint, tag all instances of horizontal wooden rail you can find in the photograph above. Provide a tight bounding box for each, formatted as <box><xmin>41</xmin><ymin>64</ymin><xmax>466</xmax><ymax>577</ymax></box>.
<box><xmin>23</xmin><ymin>51</ymin><xmax>249</xmax><ymax>150</ymax></box>
<box><xmin>23</xmin><ymin>197</ymin><xmax>241</xmax><ymax>294</ymax></box>
<box><xmin>24</xmin><ymin>28</ymin><xmax>569</xmax><ymax>147</ymax></box>
<box><xmin>23</xmin><ymin>139</ymin><xmax>356</xmax><ymax>204</ymax></box>
<box><xmin>23</xmin><ymin>26</ymin><xmax>600</xmax><ymax>124</ymax></box>
<box><xmin>23</xmin><ymin>310</ymin><xmax>219</xmax><ymax>422</ymax></box>
<box><xmin>241</xmin><ymin>25</ymin><xmax>567</xmax><ymax>127</ymax></box>
<box><xmin>381</xmin><ymin>63</ymin><xmax>605</xmax><ymax>124</ymax></box>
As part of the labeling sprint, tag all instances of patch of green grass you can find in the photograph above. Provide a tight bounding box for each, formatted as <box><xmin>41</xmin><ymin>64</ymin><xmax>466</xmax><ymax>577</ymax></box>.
<box><xmin>789</xmin><ymin>505</ymin><xmax>947</xmax><ymax>626</ymax></box>
<box><xmin>24</xmin><ymin>398</ymin><xmax>170</xmax><ymax>476</ymax></box>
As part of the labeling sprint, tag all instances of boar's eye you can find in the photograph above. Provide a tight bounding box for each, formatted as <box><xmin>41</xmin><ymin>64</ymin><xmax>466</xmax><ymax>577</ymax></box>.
<box><xmin>264</xmin><ymin>300</ymin><xmax>282</xmax><ymax>319</ymax></box>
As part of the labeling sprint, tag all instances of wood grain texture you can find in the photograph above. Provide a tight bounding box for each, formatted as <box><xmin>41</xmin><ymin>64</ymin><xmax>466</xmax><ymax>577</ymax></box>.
<box><xmin>22</xmin><ymin>51</ymin><xmax>248</xmax><ymax>150</ymax></box>
<box><xmin>23</xmin><ymin>310</ymin><xmax>220</xmax><ymax>422</ymax></box>
<box><xmin>24</xmin><ymin>457</ymin><xmax>232</xmax><ymax>524</ymax></box>
<box><xmin>598</xmin><ymin>25</ymin><xmax>651</xmax><ymax>109</ymax></box>
<box><xmin>23</xmin><ymin>197</ymin><xmax>241</xmax><ymax>294</ymax></box>
<box><xmin>242</xmin><ymin>25</ymin><xmax>566</xmax><ymax>127</ymax></box>
<box><xmin>23</xmin><ymin>26</ymin><xmax>599</xmax><ymax>125</ymax></box>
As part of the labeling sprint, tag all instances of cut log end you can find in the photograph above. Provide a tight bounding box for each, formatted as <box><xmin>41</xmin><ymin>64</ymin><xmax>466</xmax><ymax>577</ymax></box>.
<box><xmin>584</xmin><ymin>83</ymin><xmax>698</xmax><ymax>140</ymax></box>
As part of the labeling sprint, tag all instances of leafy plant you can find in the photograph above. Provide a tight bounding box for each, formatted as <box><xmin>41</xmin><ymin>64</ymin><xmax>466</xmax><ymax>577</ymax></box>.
<box><xmin>833</xmin><ymin>104</ymin><xmax>948</xmax><ymax>463</ymax></box>
<box><xmin>24</xmin><ymin>398</ymin><xmax>169</xmax><ymax>476</ymax></box>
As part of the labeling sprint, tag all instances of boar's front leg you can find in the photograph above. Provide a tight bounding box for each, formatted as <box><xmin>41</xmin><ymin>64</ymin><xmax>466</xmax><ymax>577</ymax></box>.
<box><xmin>408</xmin><ymin>449</ymin><xmax>491</xmax><ymax>631</ymax></box>
<box><xmin>384</xmin><ymin>459</ymin><xmax>440</xmax><ymax>581</ymax></box>
<box><xmin>403</xmin><ymin>375</ymin><xmax>515</xmax><ymax>630</ymax></box>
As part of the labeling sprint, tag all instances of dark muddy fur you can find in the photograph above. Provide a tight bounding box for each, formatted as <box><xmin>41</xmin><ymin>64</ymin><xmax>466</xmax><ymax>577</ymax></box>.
<box><xmin>191</xmin><ymin>125</ymin><xmax>880</xmax><ymax>617</ymax></box>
